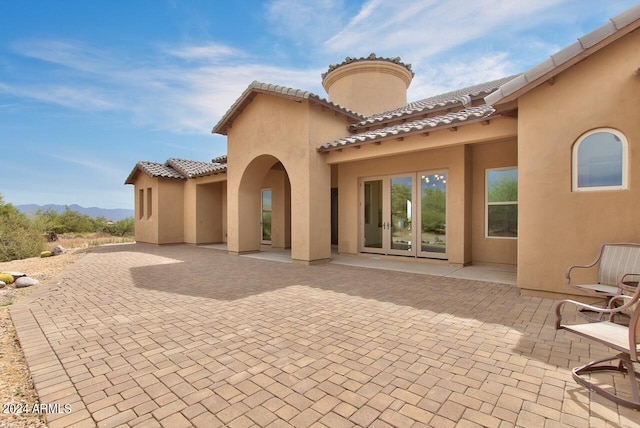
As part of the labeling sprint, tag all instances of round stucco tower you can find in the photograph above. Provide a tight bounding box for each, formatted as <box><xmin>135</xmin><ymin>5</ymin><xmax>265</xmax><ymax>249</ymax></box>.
<box><xmin>322</xmin><ymin>53</ymin><xmax>414</xmax><ymax>116</ymax></box>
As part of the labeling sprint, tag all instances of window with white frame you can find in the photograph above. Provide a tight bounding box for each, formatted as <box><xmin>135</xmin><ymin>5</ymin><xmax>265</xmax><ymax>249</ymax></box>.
<box><xmin>486</xmin><ymin>167</ymin><xmax>518</xmax><ymax>239</ymax></box>
<box><xmin>573</xmin><ymin>128</ymin><xmax>627</xmax><ymax>191</ymax></box>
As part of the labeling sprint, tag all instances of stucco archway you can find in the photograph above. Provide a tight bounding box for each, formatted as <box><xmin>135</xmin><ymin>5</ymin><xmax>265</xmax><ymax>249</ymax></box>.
<box><xmin>232</xmin><ymin>155</ymin><xmax>284</xmax><ymax>254</ymax></box>
<box><xmin>227</xmin><ymin>153</ymin><xmax>332</xmax><ymax>264</ymax></box>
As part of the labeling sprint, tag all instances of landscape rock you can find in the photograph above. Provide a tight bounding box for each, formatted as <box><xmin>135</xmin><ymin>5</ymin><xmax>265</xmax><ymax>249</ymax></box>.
<box><xmin>4</xmin><ymin>271</ymin><xmax>25</xmax><ymax>278</ymax></box>
<box><xmin>0</xmin><ymin>281</ymin><xmax>5</xmax><ymax>288</ymax></box>
<box><xmin>15</xmin><ymin>277</ymin><xmax>39</xmax><ymax>288</ymax></box>
<box><xmin>0</xmin><ymin>273</ymin><xmax>14</xmax><ymax>284</ymax></box>
<box><xmin>52</xmin><ymin>245</ymin><xmax>66</xmax><ymax>256</ymax></box>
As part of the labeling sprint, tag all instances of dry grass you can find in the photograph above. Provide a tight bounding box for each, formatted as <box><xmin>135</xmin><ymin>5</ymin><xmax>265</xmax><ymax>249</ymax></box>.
<box><xmin>47</xmin><ymin>232</ymin><xmax>134</xmax><ymax>251</ymax></box>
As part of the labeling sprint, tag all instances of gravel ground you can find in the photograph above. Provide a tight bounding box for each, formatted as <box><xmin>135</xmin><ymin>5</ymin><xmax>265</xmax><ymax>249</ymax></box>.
<box><xmin>0</xmin><ymin>249</ymin><xmax>83</xmax><ymax>428</ymax></box>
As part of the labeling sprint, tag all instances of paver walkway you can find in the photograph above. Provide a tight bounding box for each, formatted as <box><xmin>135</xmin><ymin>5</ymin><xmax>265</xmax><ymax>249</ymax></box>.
<box><xmin>9</xmin><ymin>243</ymin><xmax>640</xmax><ymax>427</ymax></box>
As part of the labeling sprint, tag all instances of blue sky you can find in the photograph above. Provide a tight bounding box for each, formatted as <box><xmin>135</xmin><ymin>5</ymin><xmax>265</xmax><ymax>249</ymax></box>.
<box><xmin>1</xmin><ymin>0</ymin><xmax>637</xmax><ymax>209</ymax></box>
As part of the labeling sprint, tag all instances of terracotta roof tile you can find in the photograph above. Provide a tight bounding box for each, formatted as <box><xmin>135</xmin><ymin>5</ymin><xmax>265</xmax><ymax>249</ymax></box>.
<box><xmin>124</xmin><ymin>161</ymin><xmax>184</xmax><ymax>184</ymax></box>
<box><xmin>137</xmin><ymin>161</ymin><xmax>183</xmax><ymax>179</ymax></box>
<box><xmin>125</xmin><ymin>157</ymin><xmax>228</xmax><ymax>184</ymax></box>
<box><xmin>350</xmin><ymin>75</ymin><xmax>517</xmax><ymax>130</ymax></box>
<box><xmin>319</xmin><ymin>105</ymin><xmax>495</xmax><ymax>152</ymax></box>
<box><xmin>167</xmin><ymin>158</ymin><xmax>227</xmax><ymax>178</ymax></box>
<box><xmin>322</xmin><ymin>53</ymin><xmax>414</xmax><ymax>80</ymax></box>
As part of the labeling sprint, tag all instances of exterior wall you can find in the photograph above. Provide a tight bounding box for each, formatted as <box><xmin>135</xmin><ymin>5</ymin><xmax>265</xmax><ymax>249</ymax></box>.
<box><xmin>518</xmin><ymin>29</ymin><xmax>640</xmax><ymax>293</ymax></box>
<box><xmin>330</xmin><ymin>118</ymin><xmax>518</xmax><ymax>266</ymax></box>
<box><xmin>226</xmin><ymin>94</ymin><xmax>351</xmax><ymax>263</ymax></box>
<box><xmin>323</xmin><ymin>61</ymin><xmax>413</xmax><ymax>116</ymax></box>
<box><xmin>157</xmin><ymin>179</ymin><xmax>185</xmax><ymax>244</ymax></box>
<box><xmin>471</xmin><ymin>140</ymin><xmax>518</xmax><ymax>265</ymax></box>
<box><xmin>133</xmin><ymin>173</ymin><xmax>159</xmax><ymax>244</ymax></box>
<box><xmin>196</xmin><ymin>181</ymin><xmax>224</xmax><ymax>244</ymax></box>
<box><xmin>337</xmin><ymin>144</ymin><xmax>472</xmax><ymax>265</ymax></box>
<box><xmin>183</xmin><ymin>174</ymin><xmax>227</xmax><ymax>245</ymax></box>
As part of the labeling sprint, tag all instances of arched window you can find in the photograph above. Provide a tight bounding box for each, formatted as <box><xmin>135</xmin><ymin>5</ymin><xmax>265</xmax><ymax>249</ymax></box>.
<box><xmin>572</xmin><ymin>129</ymin><xmax>628</xmax><ymax>191</ymax></box>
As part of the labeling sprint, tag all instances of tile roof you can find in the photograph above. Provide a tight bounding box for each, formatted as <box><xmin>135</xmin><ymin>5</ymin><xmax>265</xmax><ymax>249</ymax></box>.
<box><xmin>124</xmin><ymin>161</ymin><xmax>184</xmax><ymax>184</ymax></box>
<box><xmin>167</xmin><ymin>158</ymin><xmax>227</xmax><ymax>178</ymax></box>
<box><xmin>319</xmin><ymin>105</ymin><xmax>495</xmax><ymax>152</ymax></box>
<box><xmin>322</xmin><ymin>53</ymin><xmax>414</xmax><ymax>80</ymax></box>
<box><xmin>485</xmin><ymin>4</ymin><xmax>640</xmax><ymax>105</ymax></box>
<box><xmin>125</xmin><ymin>157</ymin><xmax>227</xmax><ymax>184</ymax></box>
<box><xmin>212</xmin><ymin>81</ymin><xmax>363</xmax><ymax>135</ymax></box>
<box><xmin>350</xmin><ymin>75</ymin><xmax>517</xmax><ymax>130</ymax></box>
<box><xmin>212</xmin><ymin>155</ymin><xmax>227</xmax><ymax>164</ymax></box>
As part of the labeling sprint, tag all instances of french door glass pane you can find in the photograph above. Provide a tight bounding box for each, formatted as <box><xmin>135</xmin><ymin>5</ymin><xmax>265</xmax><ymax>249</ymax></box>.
<box><xmin>364</xmin><ymin>180</ymin><xmax>383</xmax><ymax>248</ymax></box>
<box><xmin>421</xmin><ymin>173</ymin><xmax>446</xmax><ymax>254</ymax></box>
<box><xmin>391</xmin><ymin>177</ymin><xmax>412</xmax><ymax>251</ymax></box>
<box><xmin>262</xmin><ymin>189</ymin><xmax>272</xmax><ymax>241</ymax></box>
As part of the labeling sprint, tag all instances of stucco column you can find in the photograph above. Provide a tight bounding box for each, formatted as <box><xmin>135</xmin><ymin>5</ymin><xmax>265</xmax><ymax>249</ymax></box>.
<box><xmin>290</xmin><ymin>153</ymin><xmax>332</xmax><ymax>264</ymax></box>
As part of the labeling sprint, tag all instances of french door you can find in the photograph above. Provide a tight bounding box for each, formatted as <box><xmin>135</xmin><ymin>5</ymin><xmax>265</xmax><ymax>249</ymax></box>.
<box><xmin>361</xmin><ymin>171</ymin><xmax>447</xmax><ymax>259</ymax></box>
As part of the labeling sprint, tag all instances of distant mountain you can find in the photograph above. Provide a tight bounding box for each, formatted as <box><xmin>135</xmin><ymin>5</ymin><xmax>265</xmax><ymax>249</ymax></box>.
<box><xmin>16</xmin><ymin>204</ymin><xmax>134</xmax><ymax>221</ymax></box>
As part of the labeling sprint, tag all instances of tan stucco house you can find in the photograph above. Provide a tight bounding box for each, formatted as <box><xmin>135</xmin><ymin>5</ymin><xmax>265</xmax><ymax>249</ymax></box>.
<box><xmin>126</xmin><ymin>5</ymin><xmax>640</xmax><ymax>296</ymax></box>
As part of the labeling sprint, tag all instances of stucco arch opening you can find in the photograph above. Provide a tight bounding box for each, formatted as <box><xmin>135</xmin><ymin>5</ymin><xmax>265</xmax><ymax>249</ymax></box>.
<box><xmin>232</xmin><ymin>154</ymin><xmax>292</xmax><ymax>256</ymax></box>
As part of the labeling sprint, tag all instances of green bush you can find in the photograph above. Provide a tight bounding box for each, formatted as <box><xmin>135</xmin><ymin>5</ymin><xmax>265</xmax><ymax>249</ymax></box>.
<box><xmin>0</xmin><ymin>195</ymin><xmax>45</xmax><ymax>262</ymax></box>
<box><xmin>100</xmin><ymin>217</ymin><xmax>134</xmax><ymax>236</ymax></box>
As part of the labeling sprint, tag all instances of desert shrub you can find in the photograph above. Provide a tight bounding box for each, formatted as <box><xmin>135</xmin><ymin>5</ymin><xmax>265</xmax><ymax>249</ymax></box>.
<box><xmin>56</xmin><ymin>207</ymin><xmax>96</xmax><ymax>234</ymax></box>
<box><xmin>0</xmin><ymin>195</ymin><xmax>45</xmax><ymax>262</ymax></box>
<box><xmin>102</xmin><ymin>217</ymin><xmax>134</xmax><ymax>236</ymax></box>
<box><xmin>33</xmin><ymin>207</ymin><xmax>104</xmax><ymax>234</ymax></box>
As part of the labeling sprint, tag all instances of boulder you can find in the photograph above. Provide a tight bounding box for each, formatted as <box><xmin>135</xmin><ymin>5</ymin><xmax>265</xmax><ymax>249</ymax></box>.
<box><xmin>15</xmin><ymin>277</ymin><xmax>39</xmax><ymax>288</ymax></box>
<box><xmin>0</xmin><ymin>281</ymin><xmax>5</xmax><ymax>288</ymax></box>
<box><xmin>52</xmin><ymin>245</ymin><xmax>66</xmax><ymax>256</ymax></box>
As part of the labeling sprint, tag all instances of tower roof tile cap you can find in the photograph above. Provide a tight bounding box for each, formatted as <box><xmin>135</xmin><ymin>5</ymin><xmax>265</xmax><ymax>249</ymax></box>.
<box><xmin>321</xmin><ymin>53</ymin><xmax>414</xmax><ymax>80</ymax></box>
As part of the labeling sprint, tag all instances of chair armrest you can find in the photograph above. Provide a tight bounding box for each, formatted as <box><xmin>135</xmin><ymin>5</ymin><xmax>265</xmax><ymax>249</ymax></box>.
<box><xmin>565</xmin><ymin>265</ymin><xmax>591</xmax><ymax>286</ymax></box>
<box><xmin>565</xmin><ymin>244</ymin><xmax>607</xmax><ymax>286</ymax></box>
<box><xmin>619</xmin><ymin>273</ymin><xmax>640</xmax><ymax>287</ymax></box>
<box><xmin>555</xmin><ymin>298</ymin><xmax>631</xmax><ymax>329</ymax></box>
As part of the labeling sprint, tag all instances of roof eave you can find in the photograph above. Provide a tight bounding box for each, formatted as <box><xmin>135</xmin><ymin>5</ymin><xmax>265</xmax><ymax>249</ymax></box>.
<box><xmin>213</xmin><ymin>81</ymin><xmax>363</xmax><ymax>135</ymax></box>
<box><xmin>319</xmin><ymin>113</ymin><xmax>498</xmax><ymax>153</ymax></box>
<box><xmin>486</xmin><ymin>6</ymin><xmax>640</xmax><ymax>106</ymax></box>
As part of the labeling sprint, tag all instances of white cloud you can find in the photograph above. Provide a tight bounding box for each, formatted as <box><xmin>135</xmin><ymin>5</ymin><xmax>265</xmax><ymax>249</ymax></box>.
<box><xmin>49</xmin><ymin>153</ymin><xmax>124</xmax><ymax>178</ymax></box>
<box><xmin>266</xmin><ymin>0</ymin><xmax>348</xmax><ymax>45</ymax></box>
<box><xmin>408</xmin><ymin>52</ymin><xmax>514</xmax><ymax>99</ymax></box>
<box><xmin>5</xmin><ymin>38</ymin><xmax>324</xmax><ymax>135</ymax></box>
<box><xmin>324</xmin><ymin>0</ymin><xmax>569</xmax><ymax>61</ymax></box>
<box><xmin>166</xmin><ymin>43</ymin><xmax>245</xmax><ymax>62</ymax></box>
<box><xmin>1</xmin><ymin>84</ymin><xmax>118</xmax><ymax>111</ymax></box>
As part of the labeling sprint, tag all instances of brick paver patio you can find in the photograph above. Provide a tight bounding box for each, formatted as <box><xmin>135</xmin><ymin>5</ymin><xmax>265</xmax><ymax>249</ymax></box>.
<box><xmin>8</xmin><ymin>243</ymin><xmax>640</xmax><ymax>427</ymax></box>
